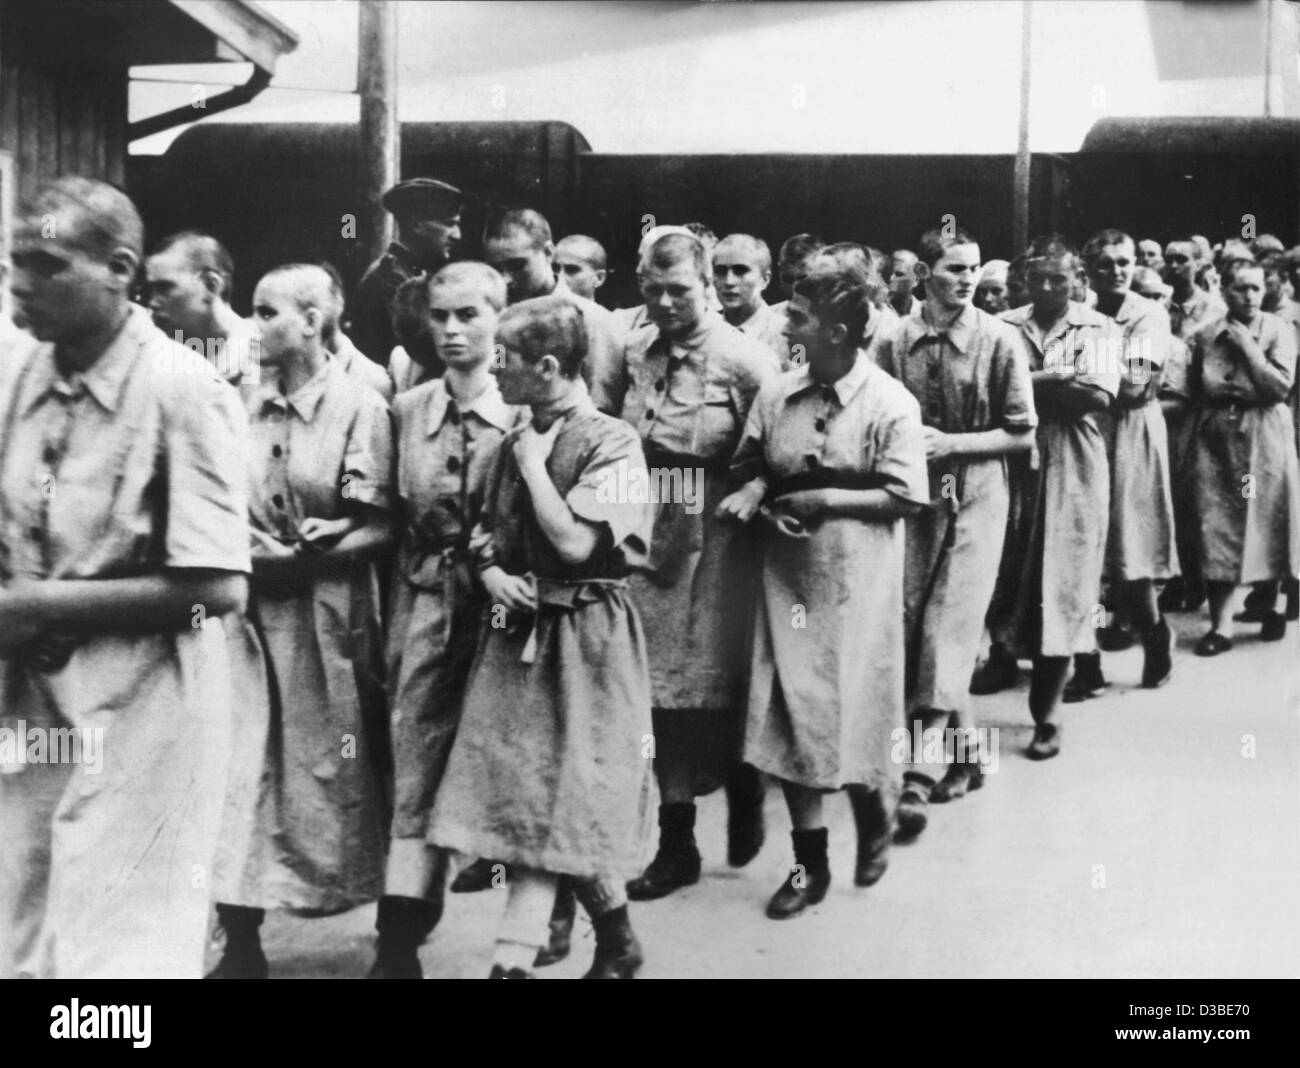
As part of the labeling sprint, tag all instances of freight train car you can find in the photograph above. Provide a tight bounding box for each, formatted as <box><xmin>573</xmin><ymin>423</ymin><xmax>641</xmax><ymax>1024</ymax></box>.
<box><xmin>126</xmin><ymin>115</ymin><xmax>1300</xmax><ymax>313</ymax></box>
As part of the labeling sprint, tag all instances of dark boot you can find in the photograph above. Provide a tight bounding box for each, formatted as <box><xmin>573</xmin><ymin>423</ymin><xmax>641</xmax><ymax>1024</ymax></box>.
<box><xmin>366</xmin><ymin>895</ymin><xmax>440</xmax><ymax>978</ymax></box>
<box><xmin>1234</xmin><ymin>583</ymin><xmax>1274</xmax><ymax>623</ymax></box>
<box><xmin>1260</xmin><ymin>610</ymin><xmax>1287</xmax><ymax>642</ymax></box>
<box><xmin>205</xmin><ymin>904</ymin><xmax>267</xmax><ymax>979</ymax></box>
<box><xmin>724</xmin><ymin>763</ymin><xmax>766</xmax><ymax>868</ymax></box>
<box><xmin>1062</xmin><ymin>652</ymin><xmax>1107</xmax><ymax>703</ymax></box>
<box><xmin>626</xmin><ymin>803</ymin><xmax>700</xmax><ymax>901</ymax></box>
<box><xmin>533</xmin><ymin>877</ymin><xmax>576</xmax><ymax>968</ymax></box>
<box><xmin>450</xmin><ymin>857</ymin><xmax>504</xmax><ymax>893</ymax></box>
<box><xmin>582</xmin><ymin>905</ymin><xmax>643</xmax><ymax>979</ymax></box>
<box><xmin>1285</xmin><ymin>577</ymin><xmax>1299</xmax><ymax>622</ymax></box>
<box><xmin>893</xmin><ymin>771</ymin><xmax>934</xmax><ymax>842</ymax></box>
<box><xmin>847</xmin><ymin>787</ymin><xmax>891</xmax><ymax>887</ymax></box>
<box><xmin>969</xmin><ymin>642</ymin><xmax>1019</xmax><ymax>695</ymax></box>
<box><xmin>766</xmin><ymin>828</ymin><xmax>831</xmax><ymax>920</ymax></box>
<box><xmin>1140</xmin><ymin>615</ymin><xmax>1174</xmax><ymax>688</ymax></box>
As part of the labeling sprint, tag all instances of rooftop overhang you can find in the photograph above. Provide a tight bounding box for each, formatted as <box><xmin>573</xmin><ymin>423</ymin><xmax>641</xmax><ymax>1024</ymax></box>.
<box><xmin>123</xmin><ymin>0</ymin><xmax>300</xmax><ymax>141</ymax></box>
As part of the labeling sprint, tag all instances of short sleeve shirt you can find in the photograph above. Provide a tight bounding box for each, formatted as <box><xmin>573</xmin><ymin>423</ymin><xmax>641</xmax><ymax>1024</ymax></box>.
<box><xmin>0</xmin><ymin>304</ymin><xmax>250</xmax><ymax>581</ymax></box>
<box><xmin>602</xmin><ymin>311</ymin><xmax>781</xmax><ymax>464</ymax></box>
<box><xmin>241</xmin><ymin>356</ymin><xmax>395</xmax><ymax>542</ymax></box>
<box><xmin>875</xmin><ymin>303</ymin><xmax>1037</xmax><ymax>434</ymax></box>
<box><xmin>1190</xmin><ymin>313</ymin><xmax>1298</xmax><ymax>406</ymax></box>
<box><xmin>732</xmin><ymin>352</ymin><xmax>930</xmax><ymax>508</ymax></box>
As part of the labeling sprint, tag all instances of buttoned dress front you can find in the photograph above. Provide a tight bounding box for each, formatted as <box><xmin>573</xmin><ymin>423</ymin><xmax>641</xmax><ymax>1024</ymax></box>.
<box><xmin>735</xmin><ymin>355</ymin><xmax>929</xmax><ymax>790</ymax></box>
<box><xmin>0</xmin><ymin>305</ymin><xmax>248</xmax><ymax>979</ymax></box>
<box><xmin>216</xmin><ymin>357</ymin><xmax>395</xmax><ymax>913</ymax></box>
<box><xmin>1002</xmin><ymin>304</ymin><xmax>1122</xmax><ymax>656</ymax></box>
<box><xmin>1187</xmin><ymin>314</ymin><xmax>1300</xmax><ymax>583</ymax></box>
<box><xmin>875</xmin><ymin>305</ymin><xmax>1037</xmax><ymax>714</ymax></box>
<box><xmin>593</xmin><ymin>312</ymin><xmax>780</xmax><ymax>790</ymax></box>
<box><xmin>387</xmin><ymin>377</ymin><xmax>520</xmax><ymax>838</ymax></box>
<box><xmin>427</xmin><ymin>386</ymin><xmax>657</xmax><ymax>878</ymax></box>
<box><xmin>1098</xmin><ymin>292</ymin><xmax>1179</xmax><ymax>583</ymax></box>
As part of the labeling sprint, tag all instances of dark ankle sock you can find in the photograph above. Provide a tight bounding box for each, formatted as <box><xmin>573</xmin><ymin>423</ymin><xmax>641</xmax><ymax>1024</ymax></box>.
<box><xmin>1030</xmin><ymin>656</ymin><xmax>1070</xmax><ymax>723</ymax></box>
<box><xmin>659</xmin><ymin>802</ymin><xmax>697</xmax><ymax>849</ymax></box>
<box><xmin>791</xmin><ymin>827</ymin><xmax>829</xmax><ymax>877</ymax></box>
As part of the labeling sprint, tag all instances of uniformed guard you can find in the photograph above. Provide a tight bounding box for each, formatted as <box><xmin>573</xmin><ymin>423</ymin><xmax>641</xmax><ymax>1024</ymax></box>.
<box><xmin>348</xmin><ymin>177</ymin><xmax>464</xmax><ymax>365</ymax></box>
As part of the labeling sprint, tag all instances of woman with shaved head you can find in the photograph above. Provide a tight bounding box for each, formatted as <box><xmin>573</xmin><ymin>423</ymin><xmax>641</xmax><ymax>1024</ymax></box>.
<box><xmin>206</xmin><ymin>264</ymin><xmax>396</xmax><ymax>978</ymax></box>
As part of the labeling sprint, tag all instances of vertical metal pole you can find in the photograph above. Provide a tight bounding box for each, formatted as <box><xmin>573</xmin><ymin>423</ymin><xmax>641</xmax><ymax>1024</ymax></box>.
<box><xmin>1012</xmin><ymin>0</ymin><xmax>1033</xmax><ymax>256</ymax></box>
<box><xmin>1263</xmin><ymin>0</ymin><xmax>1274</xmax><ymax>118</ymax></box>
<box><xmin>358</xmin><ymin>0</ymin><xmax>398</xmax><ymax>267</ymax></box>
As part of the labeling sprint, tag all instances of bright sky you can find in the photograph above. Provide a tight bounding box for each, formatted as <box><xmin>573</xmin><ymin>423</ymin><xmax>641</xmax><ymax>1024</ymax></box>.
<box><xmin>130</xmin><ymin>0</ymin><xmax>1297</xmax><ymax>155</ymax></box>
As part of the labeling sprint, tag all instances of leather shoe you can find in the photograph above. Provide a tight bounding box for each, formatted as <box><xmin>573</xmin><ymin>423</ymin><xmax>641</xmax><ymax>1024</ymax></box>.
<box><xmin>1026</xmin><ymin>722</ymin><xmax>1061</xmax><ymax>760</ymax></box>
<box><xmin>1062</xmin><ymin>653</ymin><xmax>1107</xmax><ymax>703</ymax></box>
<box><xmin>969</xmin><ymin>647</ymin><xmax>1019</xmax><ymax>695</ymax></box>
<box><xmin>894</xmin><ymin>788</ymin><xmax>929</xmax><ymax>842</ymax></box>
<box><xmin>626</xmin><ymin>846</ymin><xmax>700</xmax><ymax>901</ymax></box>
<box><xmin>1194</xmin><ymin>631</ymin><xmax>1233</xmax><ymax>657</ymax></box>
<box><xmin>583</xmin><ymin>906</ymin><xmax>643</xmax><ymax>979</ymax></box>
<box><xmin>488</xmin><ymin>964</ymin><xmax>533</xmax><ymax>979</ymax></box>
<box><xmin>765</xmin><ymin>864</ymin><xmax>831</xmax><ymax>919</ymax></box>
<box><xmin>1260</xmin><ymin>611</ymin><xmax>1287</xmax><ymax>642</ymax></box>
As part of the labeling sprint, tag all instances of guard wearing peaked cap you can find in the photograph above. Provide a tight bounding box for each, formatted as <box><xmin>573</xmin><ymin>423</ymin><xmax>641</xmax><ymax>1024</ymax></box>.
<box><xmin>348</xmin><ymin>178</ymin><xmax>465</xmax><ymax>365</ymax></box>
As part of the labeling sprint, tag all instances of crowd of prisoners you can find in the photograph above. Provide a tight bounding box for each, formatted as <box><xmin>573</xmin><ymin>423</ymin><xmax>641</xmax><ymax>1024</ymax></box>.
<box><xmin>0</xmin><ymin>173</ymin><xmax>1295</xmax><ymax>979</ymax></box>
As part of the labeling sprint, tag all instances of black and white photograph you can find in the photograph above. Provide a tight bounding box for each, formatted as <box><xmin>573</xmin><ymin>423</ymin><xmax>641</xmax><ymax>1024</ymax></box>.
<box><xmin>0</xmin><ymin>0</ymin><xmax>1296</xmax><ymax>1016</ymax></box>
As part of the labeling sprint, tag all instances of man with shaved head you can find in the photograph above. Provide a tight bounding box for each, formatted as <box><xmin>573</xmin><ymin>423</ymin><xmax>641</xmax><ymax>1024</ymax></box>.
<box><xmin>887</xmin><ymin>249</ymin><xmax>923</xmax><ymax>319</ymax></box>
<box><xmin>145</xmin><ymin>230</ymin><xmax>261</xmax><ymax>385</ymax></box>
<box><xmin>0</xmin><ymin>177</ymin><xmax>250</xmax><ymax>978</ymax></box>
<box><xmin>713</xmin><ymin>233</ymin><xmax>786</xmax><ymax>362</ymax></box>
<box><xmin>480</xmin><ymin>207</ymin><xmax>624</xmax><ymax>403</ymax></box>
<box><xmin>1137</xmin><ymin>239</ymin><xmax>1164</xmax><ymax>274</ymax></box>
<box><xmin>1164</xmin><ymin>239</ymin><xmax>1224</xmax><ymax>342</ymax></box>
<box><xmin>555</xmin><ymin>234</ymin><xmax>609</xmax><ymax>302</ymax></box>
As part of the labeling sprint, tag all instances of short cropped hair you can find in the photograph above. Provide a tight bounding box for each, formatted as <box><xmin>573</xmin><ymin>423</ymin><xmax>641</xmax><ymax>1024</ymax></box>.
<box><xmin>257</xmin><ymin>263</ymin><xmax>334</xmax><ymax>314</ymax></box>
<box><xmin>793</xmin><ymin>261</ymin><xmax>873</xmax><ymax>346</ymax></box>
<box><xmin>152</xmin><ymin>230</ymin><xmax>235</xmax><ymax>300</ymax></box>
<box><xmin>1024</xmin><ymin>232</ymin><xmax>1080</xmax><ymax>268</ymax></box>
<box><xmin>555</xmin><ymin>234</ymin><xmax>608</xmax><ymax>271</ymax></box>
<box><xmin>714</xmin><ymin>234</ymin><xmax>772</xmax><ymax>274</ymax></box>
<box><xmin>812</xmin><ymin>242</ymin><xmax>888</xmax><ymax>308</ymax></box>
<box><xmin>483</xmin><ymin>207</ymin><xmax>552</xmax><ymax>249</ymax></box>
<box><xmin>497</xmin><ymin>294</ymin><xmax>588</xmax><ymax>378</ymax></box>
<box><xmin>779</xmin><ymin>233</ymin><xmax>825</xmax><ymax>266</ymax></box>
<box><xmin>917</xmin><ymin>225</ymin><xmax>979</xmax><ymax>268</ymax></box>
<box><xmin>1081</xmin><ymin>229</ymin><xmax>1134</xmax><ymax>267</ymax></box>
<box><xmin>428</xmin><ymin>260</ymin><xmax>507</xmax><ymax>311</ymax></box>
<box><xmin>1216</xmin><ymin>240</ymin><xmax>1255</xmax><ymax>269</ymax></box>
<box><xmin>1252</xmin><ymin>234</ymin><xmax>1285</xmax><ymax>256</ymax></box>
<box><xmin>24</xmin><ymin>176</ymin><xmax>144</xmax><ymax>263</ymax></box>
<box><xmin>1220</xmin><ymin>257</ymin><xmax>1263</xmax><ymax>287</ymax></box>
<box><xmin>641</xmin><ymin>232</ymin><xmax>709</xmax><ymax>281</ymax></box>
